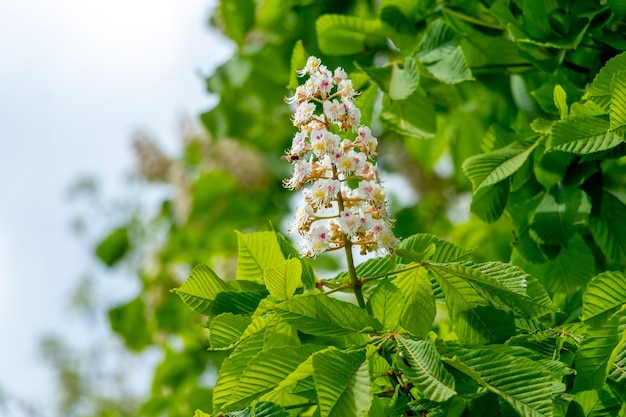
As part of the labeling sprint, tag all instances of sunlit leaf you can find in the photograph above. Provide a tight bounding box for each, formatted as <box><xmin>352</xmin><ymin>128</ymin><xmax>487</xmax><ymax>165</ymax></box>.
<box><xmin>313</xmin><ymin>348</ymin><xmax>371</xmax><ymax>417</ymax></box>
<box><xmin>209</xmin><ymin>313</ymin><xmax>253</xmax><ymax>350</ymax></box>
<box><xmin>394</xmin><ymin>267</ymin><xmax>435</xmax><ymax>337</ymax></box>
<box><xmin>367</xmin><ymin>278</ymin><xmax>404</xmax><ymax>331</ymax></box>
<box><xmin>174</xmin><ymin>265</ymin><xmax>229</xmax><ymax>315</ymax></box>
<box><xmin>550</xmin><ymin>116</ymin><xmax>623</xmax><ymax>154</ymax></box>
<box><xmin>236</xmin><ymin>231</ymin><xmax>285</xmax><ymax>284</ymax></box>
<box><xmin>264</xmin><ymin>259</ymin><xmax>302</xmax><ymax>301</ymax></box>
<box><xmin>585</xmin><ymin>52</ymin><xmax>626</xmax><ymax>111</ymax></box>
<box><xmin>582</xmin><ymin>271</ymin><xmax>626</xmax><ymax>327</ymax></box>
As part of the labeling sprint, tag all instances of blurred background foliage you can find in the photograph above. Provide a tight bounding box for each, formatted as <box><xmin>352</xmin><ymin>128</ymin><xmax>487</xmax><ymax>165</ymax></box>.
<box><xmin>37</xmin><ymin>0</ymin><xmax>626</xmax><ymax>415</ymax></box>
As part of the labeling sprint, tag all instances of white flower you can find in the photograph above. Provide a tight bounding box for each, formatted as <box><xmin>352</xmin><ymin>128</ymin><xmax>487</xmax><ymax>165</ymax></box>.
<box><xmin>338</xmin><ymin>209</ymin><xmax>360</xmax><ymax>237</ymax></box>
<box><xmin>307</xmin><ymin>223</ymin><xmax>331</xmax><ymax>256</ymax></box>
<box><xmin>290</xmin><ymin>131</ymin><xmax>308</xmax><ymax>155</ymax></box>
<box><xmin>293</xmin><ymin>102</ymin><xmax>316</xmax><ymax>125</ymax></box>
<box><xmin>295</xmin><ymin>202</ymin><xmax>315</xmax><ymax>233</ymax></box>
<box><xmin>283</xmin><ymin>159</ymin><xmax>311</xmax><ymax>190</ymax></box>
<box><xmin>338</xmin><ymin>79</ymin><xmax>357</xmax><ymax>100</ymax></box>
<box><xmin>356</xmin><ymin>126</ymin><xmax>378</xmax><ymax>155</ymax></box>
<box><xmin>333</xmin><ymin>67</ymin><xmax>347</xmax><ymax>84</ymax></box>
<box><xmin>297</xmin><ymin>56</ymin><xmax>321</xmax><ymax>77</ymax></box>
<box><xmin>310</xmin><ymin>179</ymin><xmax>339</xmax><ymax>207</ymax></box>
<box><xmin>323</xmin><ymin>99</ymin><xmax>345</xmax><ymax>124</ymax></box>
<box><xmin>343</xmin><ymin>100</ymin><xmax>361</xmax><ymax>127</ymax></box>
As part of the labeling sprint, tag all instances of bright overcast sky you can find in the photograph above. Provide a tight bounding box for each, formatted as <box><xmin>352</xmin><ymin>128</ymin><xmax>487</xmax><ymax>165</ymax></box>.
<box><xmin>0</xmin><ymin>0</ymin><xmax>232</xmax><ymax>412</ymax></box>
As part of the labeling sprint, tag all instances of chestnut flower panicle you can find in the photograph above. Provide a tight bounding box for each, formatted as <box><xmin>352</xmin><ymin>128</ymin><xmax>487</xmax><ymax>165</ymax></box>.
<box><xmin>283</xmin><ymin>56</ymin><xmax>399</xmax><ymax>257</ymax></box>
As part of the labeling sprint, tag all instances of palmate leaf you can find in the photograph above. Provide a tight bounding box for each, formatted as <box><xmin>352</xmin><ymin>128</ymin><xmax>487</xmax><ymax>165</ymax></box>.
<box><xmin>236</xmin><ymin>231</ymin><xmax>285</xmax><ymax>284</ymax></box>
<box><xmin>274</xmin><ymin>231</ymin><xmax>316</xmax><ymax>290</ymax></box>
<box><xmin>394</xmin><ymin>267</ymin><xmax>436</xmax><ymax>337</ymax></box>
<box><xmin>573</xmin><ymin>310</ymin><xmax>626</xmax><ymax>391</ymax></box>
<box><xmin>173</xmin><ymin>264</ymin><xmax>229</xmax><ymax>315</ymax></box>
<box><xmin>462</xmin><ymin>140</ymin><xmax>538</xmax><ymax>192</ymax></box>
<box><xmin>584</xmin><ymin>51</ymin><xmax>626</xmax><ymax>111</ymax></box>
<box><xmin>275</xmin><ymin>293</ymin><xmax>382</xmax><ymax>336</ymax></box>
<box><xmin>582</xmin><ymin>271</ymin><xmax>626</xmax><ymax>327</ymax></box>
<box><xmin>312</xmin><ymin>348</ymin><xmax>371</xmax><ymax>417</ymax></box>
<box><xmin>394</xmin><ymin>336</ymin><xmax>456</xmax><ymax>402</ymax></box>
<box><xmin>549</xmin><ymin>116</ymin><xmax>623</xmax><ymax>154</ymax></box>
<box><xmin>440</xmin><ymin>345</ymin><xmax>554</xmax><ymax>417</ymax></box>
<box><xmin>221</xmin><ymin>344</ymin><xmax>322</xmax><ymax>412</ymax></box>
<box><xmin>367</xmin><ymin>278</ymin><xmax>404</xmax><ymax>331</ymax></box>
<box><xmin>316</xmin><ymin>14</ymin><xmax>387</xmax><ymax>56</ymax></box>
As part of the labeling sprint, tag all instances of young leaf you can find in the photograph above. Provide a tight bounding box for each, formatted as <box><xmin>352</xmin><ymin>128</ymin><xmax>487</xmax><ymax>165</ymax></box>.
<box><xmin>553</xmin><ymin>85</ymin><xmax>568</xmax><ymax>120</ymax></box>
<box><xmin>394</xmin><ymin>336</ymin><xmax>456</xmax><ymax>402</ymax></box>
<box><xmin>440</xmin><ymin>345</ymin><xmax>554</xmax><ymax>417</ymax></box>
<box><xmin>584</xmin><ymin>51</ymin><xmax>626</xmax><ymax>111</ymax></box>
<box><xmin>415</xmin><ymin>20</ymin><xmax>473</xmax><ymax>84</ymax></box>
<box><xmin>582</xmin><ymin>271</ymin><xmax>626</xmax><ymax>327</ymax></box>
<box><xmin>173</xmin><ymin>264</ymin><xmax>229</xmax><ymax>315</ymax></box>
<box><xmin>275</xmin><ymin>294</ymin><xmax>383</xmax><ymax>336</ymax></box>
<box><xmin>367</xmin><ymin>278</ymin><xmax>404</xmax><ymax>331</ymax></box>
<box><xmin>316</xmin><ymin>14</ymin><xmax>386</xmax><ymax>56</ymax></box>
<box><xmin>550</xmin><ymin>116</ymin><xmax>623</xmax><ymax>154</ymax></box>
<box><xmin>236</xmin><ymin>231</ymin><xmax>285</xmax><ymax>284</ymax></box>
<box><xmin>264</xmin><ymin>258</ymin><xmax>302</xmax><ymax>301</ymax></box>
<box><xmin>394</xmin><ymin>267</ymin><xmax>435</xmax><ymax>337</ymax></box>
<box><xmin>274</xmin><ymin>231</ymin><xmax>316</xmax><ymax>290</ymax></box>
<box><xmin>463</xmin><ymin>140</ymin><xmax>538</xmax><ymax>192</ymax></box>
<box><xmin>313</xmin><ymin>348</ymin><xmax>371</xmax><ymax>417</ymax></box>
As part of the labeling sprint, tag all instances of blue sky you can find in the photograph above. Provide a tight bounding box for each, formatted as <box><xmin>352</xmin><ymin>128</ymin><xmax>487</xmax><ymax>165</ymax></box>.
<box><xmin>0</xmin><ymin>0</ymin><xmax>232</xmax><ymax>412</ymax></box>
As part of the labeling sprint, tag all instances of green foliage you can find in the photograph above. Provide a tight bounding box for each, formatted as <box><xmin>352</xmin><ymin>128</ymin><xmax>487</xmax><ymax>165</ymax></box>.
<box><xmin>78</xmin><ymin>0</ymin><xmax>626</xmax><ymax>416</ymax></box>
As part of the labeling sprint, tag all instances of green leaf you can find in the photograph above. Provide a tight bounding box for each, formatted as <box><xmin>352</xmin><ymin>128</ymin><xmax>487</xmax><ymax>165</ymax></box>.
<box><xmin>463</xmin><ymin>140</ymin><xmax>538</xmax><ymax>192</ymax></box>
<box><xmin>389</xmin><ymin>58</ymin><xmax>420</xmax><ymax>100</ymax></box>
<box><xmin>582</xmin><ymin>271</ymin><xmax>626</xmax><ymax>327</ymax></box>
<box><xmin>367</xmin><ymin>278</ymin><xmax>404</xmax><ymax>331</ymax></box>
<box><xmin>440</xmin><ymin>345</ymin><xmax>554</xmax><ymax>417</ymax></box>
<box><xmin>209</xmin><ymin>313</ymin><xmax>253</xmax><ymax>350</ymax></box>
<box><xmin>395</xmin><ymin>336</ymin><xmax>456</xmax><ymax>402</ymax></box>
<box><xmin>381</xmin><ymin>90</ymin><xmax>437</xmax><ymax>139</ymax></box>
<box><xmin>108</xmin><ymin>296</ymin><xmax>152</xmax><ymax>351</ymax></box>
<box><xmin>316</xmin><ymin>14</ymin><xmax>387</xmax><ymax>56</ymax></box>
<box><xmin>416</xmin><ymin>20</ymin><xmax>473</xmax><ymax>84</ymax></box>
<box><xmin>589</xmin><ymin>191</ymin><xmax>626</xmax><ymax>263</ymax></box>
<box><xmin>428</xmin><ymin>263</ymin><xmax>515</xmax><ymax>344</ymax></box>
<box><xmin>219</xmin><ymin>0</ymin><xmax>254</xmax><ymax>47</ymax></box>
<box><xmin>469</xmin><ymin>182</ymin><xmax>509</xmax><ymax>223</ymax></box>
<box><xmin>393</xmin><ymin>233</ymin><xmax>472</xmax><ymax>264</ymax></box>
<box><xmin>356</xmin><ymin>83</ymin><xmax>379</xmax><ymax>127</ymax></box>
<box><xmin>236</xmin><ymin>231</ymin><xmax>285</xmax><ymax>284</ymax></box>
<box><xmin>512</xmin><ymin>235</ymin><xmax>595</xmax><ymax>295</ymax></box>
<box><xmin>394</xmin><ymin>267</ymin><xmax>435</xmax><ymax>337</ymax></box>
<box><xmin>275</xmin><ymin>294</ymin><xmax>383</xmax><ymax>336</ymax></box>
<box><xmin>194</xmin><ymin>410</ymin><xmax>211</xmax><ymax>417</ymax></box>
<box><xmin>274</xmin><ymin>231</ymin><xmax>316</xmax><ymax>290</ymax></box>
<box><xmin>96</xmin><ymin>227</ymin><xmax>130</xmax><ymax>266</ymax></box>
<box><xmin>549</xmin><ymin>116</ymin><xmax>623</xmax><ymax>154</ymax></box>
<box><xmin>313</xmin><ymin>348</ymin><xmax>371</xmax><ymax>417</ymax></box>
<box><xmin>553</xmin><ymin>85</ymin><xmax>568</xmax><ymax>120</ymax></box>
<box><xmin>574</xmin><ymin>310</ymin><xmax>626</xmax><ymax>391</ymax></box>
<box><xmin>571</xmin><ymin>387</ymin><xmax>625</xmax><ymax>417</ymax></box>
<box><xmin>174</xmin><ymin>265</ymin><xmax>229</xmax><ymax>315</ymax></box>
<box><xmin>261</xmin><ymin>353</ymin><xmax>315</xmax><ymax>404</ymax></box>
<box><xmin>264</xmin><ymin>259</ymin><xmax>302</xmax><ymax>301</ymax></box>
<box><xmin>288</xmin><ymin>40</ymin><xmax>308</xmax><ymax>90</ymax></box>
<box><xmin>584</xmin><ymin>52</ymin><xmax>626</xmax><ymax>111</ymax></box>
<box><xmin>213</xmin><ymin>332</ymin><xmax>266</xmax><ymax>413</ymax></box>
<box><xmin>222</xmin><ymin>344</ymin><xmax>322</xmax><ymax>411</ymax></box>
<box><xmin>530</xmin><ymin>187</ymin><xmax>591</xmax><ymax>245</ymax></box>
<box><xmin>610</xmin><ymin>70</ymin><xmax>626</xmax><ymax>133</ymax></box>
<box><xmin>211</xmin><ymin>289</ymin><xmax>269</xmax><ymax>316</ymax></box>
